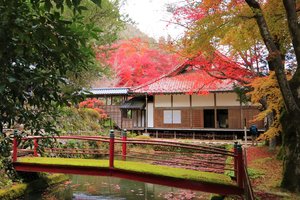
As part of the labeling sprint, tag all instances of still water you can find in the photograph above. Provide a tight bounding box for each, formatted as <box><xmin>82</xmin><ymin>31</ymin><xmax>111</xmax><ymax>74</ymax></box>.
<box><xmin>22</xmin><ymin>175</ymin><xmax>212</xmax><ymax>200</ymax></box>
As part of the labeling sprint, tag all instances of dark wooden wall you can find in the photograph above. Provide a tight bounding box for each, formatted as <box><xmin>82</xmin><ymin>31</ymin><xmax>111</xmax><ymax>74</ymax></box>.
<box><xmin>154</xmin><ymin>107</ymin><xmax>264</xmax><ymax>129</ymax></box>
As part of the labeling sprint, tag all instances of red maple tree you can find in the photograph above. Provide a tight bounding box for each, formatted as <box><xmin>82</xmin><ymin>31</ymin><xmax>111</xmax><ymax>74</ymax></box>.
<box><xmin>96</xmin><ymin>38</ymin><xmax>182</xmax><ymax>87</ymax></box>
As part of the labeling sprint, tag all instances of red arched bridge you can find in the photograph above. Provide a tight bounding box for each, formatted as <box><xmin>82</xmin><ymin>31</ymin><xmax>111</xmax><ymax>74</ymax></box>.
<box><xmin>11</xmin><ymin>130</ymin><xmax>253</xmax><ymax>198</ymax></box>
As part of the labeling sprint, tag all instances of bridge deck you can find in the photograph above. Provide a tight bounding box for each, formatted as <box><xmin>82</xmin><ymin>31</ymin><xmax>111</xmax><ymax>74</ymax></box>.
<box><xmin>14</xmin><ymin>157</ymin><xmax>242</xmax><ymax>195</ymax></box>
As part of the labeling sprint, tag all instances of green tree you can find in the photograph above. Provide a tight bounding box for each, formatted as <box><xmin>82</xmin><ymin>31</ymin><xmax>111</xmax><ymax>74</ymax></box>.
<box><xmin>63</xmin><ymin>0</ymin><xmax>126</xmax><ymax>88</ymax></box>
<box><xmin>0</xmin><ymin>0</ymin><xmax>125</xmax><ymax>182</ymax></box>
<box><xmin>0</xmin><ymin>0</ymin><xmax>120</xmax><ymax>134</ymax></box>
<box><xmin>80</xmin><ymin>0</ymin><xmax>125</xmax><ymax>46</ymax></box>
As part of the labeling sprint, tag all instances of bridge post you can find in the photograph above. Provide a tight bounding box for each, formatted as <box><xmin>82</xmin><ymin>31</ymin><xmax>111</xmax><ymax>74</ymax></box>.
<box><xmin>122</xmin><ymin>129</ymin><xmax>127</xmax><ymax>161</ymax></box>
<box><xmin>34</xmin><ymin>138</ymin><xmax>38</xmax><ymax>157</ymax></box>
<box><xmin>109</xmin><ymin>129</ymin><xmax>115</xmax><ymax>168</ymax></box>
<box><xmin>233</xmin><ymin>141</ymin><xmax>238</xmax><ymax>179</ymax></box>
<box><xmin>12</xmin><ymin>130</ymin><xmax>18</xmax><ymax>162</ymax></box>
<box><xmin>236</xmin><ymin>144</ymin><xmax>244</xmax><ymax>188</ymax></box>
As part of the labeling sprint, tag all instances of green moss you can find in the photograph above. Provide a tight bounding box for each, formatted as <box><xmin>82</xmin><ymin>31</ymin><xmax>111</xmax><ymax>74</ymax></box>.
<box><xmin>44</xmin><ymin>174</ymin><xmax>69</xmax><ymax>185</ymax></box>
<box><xmin>224</xmin><ymin>156</ymin><xmax>234</xmax><ymax>178</ymax></box>
<box><xmin>18</xmin><ymin>157</ymin><xmax>234</xmax><ymax>186</ymax></box>
<box><xmin>19</xmin><ymin>157</ymin><xmax>109</xmax><ymax>168</ymax></box>
<box><xmin>246</xmin><ymin>167</ymin><xmax>264</xmax><ymax>179</ymax></box>
<box><xmin>115</xmin><ymin>160</ymin><xmax>233</xmax><ymax>185</ymax></box>
<box><xmin>223</xmin><ymin>144</ymin><xmax>233</xmax><ymax>151</ymax></box>
<box><xmin>210</xmin><ymin>194</ymin><xmax>225</xmax><ymax>200</ymax></box>
<box><xmin>0</xmin><ymin>184</ymin><xmax>27</xmax><ymax>200</ymax></box>
<box><xmin>0</xmin><ymin>173</ymin><xmax>69</xmax><ymax>200</ymax></box>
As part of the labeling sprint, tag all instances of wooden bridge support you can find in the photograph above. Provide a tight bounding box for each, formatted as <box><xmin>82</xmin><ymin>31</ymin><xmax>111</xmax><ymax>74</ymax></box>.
<box><xmin>236</xmin><ymin>144</ymin><xmax>244</xmax><ymax>188</ymax></box>
<box><xmin>109</xmin><ymin>130</ymin><xmax>115</xmax><ymax>168</ymax></box>
<box><xmin>233</xmin><ymin>141</ymin><xmax>238</xmax><ymax>179</ymax></box>
<box><xmin>122</xmin><ymin>129</ymin><xmax>127</xmax><ymax>161</ymax></box>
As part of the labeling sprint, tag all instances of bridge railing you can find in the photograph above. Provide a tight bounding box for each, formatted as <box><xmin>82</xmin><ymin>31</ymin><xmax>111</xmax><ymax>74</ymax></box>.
<box><xmin>243</xmin><ymin>148</ymin><xmax>255</xmax><ymax>200</ymax></box>
<box><xmin>12</xmin><ymin>129</ymin><xmax>246</xmax><ymax>189</ymax></box>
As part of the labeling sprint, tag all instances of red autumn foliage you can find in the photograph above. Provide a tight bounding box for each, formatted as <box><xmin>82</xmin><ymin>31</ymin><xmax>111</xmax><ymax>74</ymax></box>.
<box><xmin>79</xmin><ymin>98</ymin><xmax>104</xmax><ymax>108</ymax></box>
<box><xmin>79</xmin><ymin>98</ymin><xmax>107</xmax><ymax>119</ymax></box>
<box><xmin>171</xmin><ymin>51</ymin><xmax>254</xmax><ymax>92</ymax></box>
<box><xmin>96</xmin><ymin>38</ymin><xmax>181</xmax><ymax>87</ymax></box>
<box><xmin>97</xmin><ymin>38</ymin><xmax>253</xmax><ymax>93</ymax></box>
<box><xmin>246</xmin><ymin>146</ymin><xmax>284</xmax><ymax>199</ymax></box>
<box><xmin>246</xmin><ymin>146</ymin><xmax>275</xmax><ymax>165</ymax></box>
<box><xmin>186</xmin><ymin>51</ymin><xmax>254</xmax><ymax>83</ymax></box>
<box><xmin>172</xmin><ymin>0</ymin><xmax>244</xmax><ymax>24</ymax></box>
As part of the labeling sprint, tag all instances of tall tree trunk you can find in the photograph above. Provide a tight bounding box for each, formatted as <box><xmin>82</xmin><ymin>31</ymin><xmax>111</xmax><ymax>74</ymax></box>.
<box><xmin>281</xmin><ymin>111</ymin><xmax>300</xmax><ymax>191</ymax></box>
<box><xmin>245</xmin><ymin>0</ymin><xmax>300</xmax><ymax>192</ymax></box>
<box><xmin>267</xmin><ymin>113</ymin><xmax>276</xmax><ymax>151</ymax></box>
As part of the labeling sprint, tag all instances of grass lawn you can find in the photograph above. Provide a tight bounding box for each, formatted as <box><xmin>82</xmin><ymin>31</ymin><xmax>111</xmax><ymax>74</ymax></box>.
<box><xmin>17</xmin><ymin>157</ymin><xmax>234</xmax><ymax>186</ymax></box>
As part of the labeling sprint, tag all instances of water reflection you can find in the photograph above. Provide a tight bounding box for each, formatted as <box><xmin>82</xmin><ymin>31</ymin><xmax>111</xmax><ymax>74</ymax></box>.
<box><xmin>24</xmin><ymin>175</ymin><xmax>212</xmax><ymax>199</ymax></box>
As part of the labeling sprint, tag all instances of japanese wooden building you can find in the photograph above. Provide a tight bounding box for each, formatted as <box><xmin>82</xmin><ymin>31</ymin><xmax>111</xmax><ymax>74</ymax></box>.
<box><xmin>89</xmin><ymin>62</ymin><xmax>264</xmax><ymax>137</ymax></box>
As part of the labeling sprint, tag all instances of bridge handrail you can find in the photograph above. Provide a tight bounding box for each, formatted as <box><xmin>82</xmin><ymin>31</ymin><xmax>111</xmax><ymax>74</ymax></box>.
<box><xmin>24</xmin><ymin>135</ymin><xmax>232</xmax><ymax>153</ymax></box>
<box><xmin>21</xmin><ymin>135</ymin><xmax>234</xmax><ymax>157</ymax></box>
<box><xmin>59</xmin><ymin>135</ymin><xmax>232</xmax><ymax>154</ymax></box>
<box><xmin>243</xmin><ymin>148</ymin><xmax>255</xmax><ymax>200</ymax></box>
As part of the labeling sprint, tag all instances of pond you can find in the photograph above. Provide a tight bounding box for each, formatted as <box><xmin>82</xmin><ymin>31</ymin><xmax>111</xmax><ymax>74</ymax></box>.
<box><xmin>21</xmin><ymin>175</ymin><xmax>213</xmax><ymax>200</ymax></box>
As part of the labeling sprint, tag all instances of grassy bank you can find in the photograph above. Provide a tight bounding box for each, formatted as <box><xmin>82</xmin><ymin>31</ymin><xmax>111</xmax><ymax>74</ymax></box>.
<box><xmin>0</xmin><ymin>174</ymin><xmax>69</xmax><ymax>200</ymax></box>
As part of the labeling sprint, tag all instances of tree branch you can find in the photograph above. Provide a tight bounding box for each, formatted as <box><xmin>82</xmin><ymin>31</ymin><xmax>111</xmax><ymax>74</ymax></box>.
<box><xmin>283</xmin><ymin>0</ymin><xmax>300</xmax><ymax>79</ymax></box>
<box><xmin>245</xmin><ymin>0</ymin><xmax>300</xmax><ymax>113</ymax></box>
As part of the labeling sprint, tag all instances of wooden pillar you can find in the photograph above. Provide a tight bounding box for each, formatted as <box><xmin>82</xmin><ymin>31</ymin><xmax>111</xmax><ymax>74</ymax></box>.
<box><xmin>136</xmin><ymin>110</ymin><xmax>138</xmax><ymax>128</ymax></box>
<box><xmin>214</xmin><ymin>93</ymin><xmax>217</xmax><ymax>128</ymax></box>
<box><xmin>236</xmin><ymin>144</ymin><xmax>244</xmax><ymax>188</ymax></box>
<box><xmin>121</xmin><ymin>110</ymin><xmax>123</xmax><ymax>129</ymax></box>
<box><xmin>131</xmin><ymin>110</ymin><xmax>134</xmax><ymax>128</ymax></box>
<box><xmin>190</xmin><ymin>95</ymin><xmax>193</xmax><ymax>128</ymax></box>
<box><xmin>145</xmin><ymin>93</ymin><xmax>148</xmax><ymax>133</ymax></box>
<box><xmin>240</xmin><ymin>96</ymin><xmax>243</xmax><ymax>129</ymax></box>
<box><xmin>171</xmin><ymin>95</ymin><xmax>173</xmax><ymax>129</ymax></box>
<box><xmin>233</xmin><ymin>142</ymin><xmax>238</xmax><ymax>179</ymax></box>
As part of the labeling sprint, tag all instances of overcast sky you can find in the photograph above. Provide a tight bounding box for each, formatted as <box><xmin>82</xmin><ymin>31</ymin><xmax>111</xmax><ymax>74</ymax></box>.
<box><xmin>120</xmin><ymin>0</ymin><xmax>185</xmax><ymax>40</ymax></box>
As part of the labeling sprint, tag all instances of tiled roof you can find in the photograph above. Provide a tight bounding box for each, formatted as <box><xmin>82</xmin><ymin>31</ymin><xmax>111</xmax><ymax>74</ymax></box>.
<box><xmin>120</xmin><ymin>97</ymin><xmax>145</xmax><ymax>109</ymax></box>
<box><xmin>88</xmin><ymin>87</ymin><xmax>129</xmax><ymax>95</ymax></box>
<box><xmin>132</xmin><ymin>70</ymin><xmax>235</xmax><ymax>94</ymax></box>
